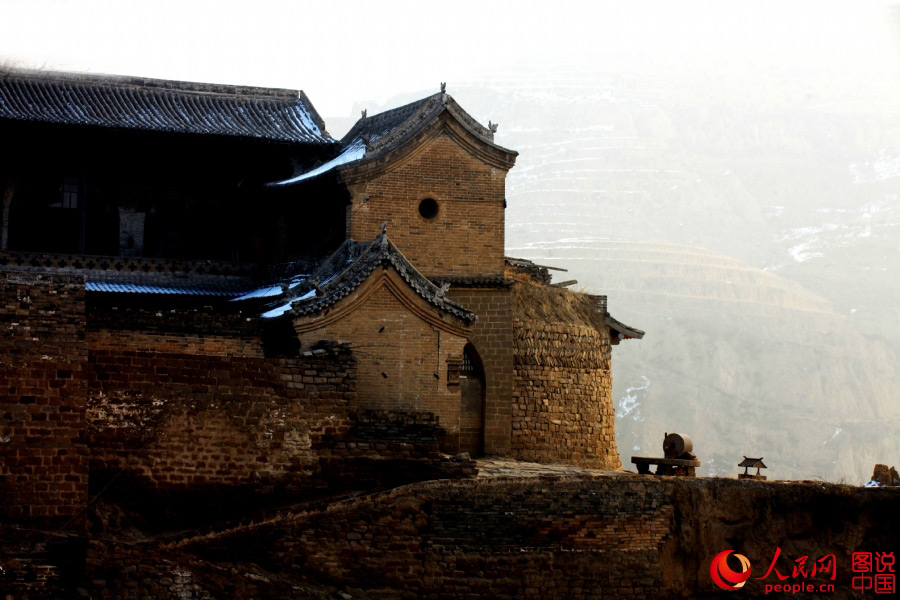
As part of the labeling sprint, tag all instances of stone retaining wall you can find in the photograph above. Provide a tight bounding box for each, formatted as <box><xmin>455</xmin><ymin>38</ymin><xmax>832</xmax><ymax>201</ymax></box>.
<box><xmin>78</xmin><ymin>475</ymin><xmax>900</xmax><ymax>599</ymax></box>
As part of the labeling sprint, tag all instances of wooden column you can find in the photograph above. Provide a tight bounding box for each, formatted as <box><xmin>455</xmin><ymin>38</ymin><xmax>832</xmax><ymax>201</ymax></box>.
<box><xmin>1</xmin><ymin>179</ymin><xmax>15</xmax><ymax>251</ymax></box>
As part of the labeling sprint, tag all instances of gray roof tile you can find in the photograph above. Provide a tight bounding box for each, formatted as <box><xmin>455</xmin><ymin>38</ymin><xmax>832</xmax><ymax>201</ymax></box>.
<box><xmin>252</xmin><ymin>230</ymin><xmax>476</xmax><ymax>324</ymax></box>
<box><xmin>0</xmin><ymin>70</ymin><xmax>335</xmax><ymax>144</ymax></box>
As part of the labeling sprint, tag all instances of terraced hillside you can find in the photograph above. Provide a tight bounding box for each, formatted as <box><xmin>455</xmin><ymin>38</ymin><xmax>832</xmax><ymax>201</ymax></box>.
<box><xmin>508</xmin><ymin>241</ymin><xmax>900</xmax><ymax>482</ymax></box>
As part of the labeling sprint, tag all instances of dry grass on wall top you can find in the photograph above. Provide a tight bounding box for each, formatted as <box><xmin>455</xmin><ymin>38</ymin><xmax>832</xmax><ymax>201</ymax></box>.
<box><xmin>510</xmin><ymin>278</ymin><xmax>605</xmax><ymax>329</ymax></box>
<box><xmin>509</xmin><ymin>278</ymin><xmax>618</xmax><ymax>469</ymax></box>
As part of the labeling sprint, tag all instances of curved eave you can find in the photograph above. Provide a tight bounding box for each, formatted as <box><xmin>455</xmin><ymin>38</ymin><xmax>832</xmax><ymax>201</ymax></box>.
<box><xmin>606</xmin><ymin>314</ymin><xmax>645</xmax><ymax>342</ymax></box>
<box><xmin>292</xmin><ymin>269</ymin><xmax>475</xmax><ymax>339</ymax></box>
<box><xmin>339</xmin><ymin>113</ymin><xmax>517</xmax><ymax>185</ymax></box>
<box><xmin>258</xmin><ymin>234</ymin><xmax>476</xmax><ymax>329</ymax></box>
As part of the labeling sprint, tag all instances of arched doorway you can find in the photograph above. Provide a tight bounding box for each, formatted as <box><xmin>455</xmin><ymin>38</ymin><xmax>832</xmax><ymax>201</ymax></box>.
<box><xmin>459</xmin><ymin>343</ymin><xmax>486</xmax><ymax>456</ymax></box>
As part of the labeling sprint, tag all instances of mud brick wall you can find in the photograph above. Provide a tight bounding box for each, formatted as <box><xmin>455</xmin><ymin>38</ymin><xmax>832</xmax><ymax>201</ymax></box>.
<box><xmin>345</xmin><ymin>134</ymin><xmax>508</xmax><ymax>279</ymax></box>
<box><xmin>0</xmin><ymin>271</ymin><xmax>89</xmax><ymax>521</ymax></box>
<box><xmin>446</xmin><ymin>286</ymin><xmax>513</xmax><ymax>455</ymax></box>
<box><xmin>86</xmin><ymin>342</ymin><xmax>357</xmax><ymax>493</ymax></box>
<box><xmin>512</xmin><ymin>320</ymin><xmax>620</xmax><ymax>469</ymax></box>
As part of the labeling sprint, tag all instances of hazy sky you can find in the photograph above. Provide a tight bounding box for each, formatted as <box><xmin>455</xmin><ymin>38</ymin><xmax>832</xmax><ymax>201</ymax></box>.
<box><xmin>2</xmin><ymin>0</ymin><xmax>898</xmax><ymax>119</ymax></box>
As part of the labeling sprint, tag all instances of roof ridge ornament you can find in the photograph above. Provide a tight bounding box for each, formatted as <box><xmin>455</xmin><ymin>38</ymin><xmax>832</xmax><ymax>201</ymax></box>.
<box><xmin>488</xmin><ymin>120</ymin><xmax>499</xmax><ymax>134</ymax></box>
<box><xmin>381</xmin><ymin>222</ymin><xmax>387</xmax><ymax>235</ymax></box>
<box><xmin>361</xmin><ymin>109</ymin><xmax>367</xmax><ymax>119</ymax></box>
<box><xmin>440</xmin><ymin>82</ymin><xmax>446</xmax><ymax>93</ymax></box>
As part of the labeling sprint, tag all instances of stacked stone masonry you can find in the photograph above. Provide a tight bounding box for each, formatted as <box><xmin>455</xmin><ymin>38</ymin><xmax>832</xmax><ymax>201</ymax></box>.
<box><xmin>511</xmin><ymin>320</ymin><xmax>620</xmax><ymax>470</ymax></box>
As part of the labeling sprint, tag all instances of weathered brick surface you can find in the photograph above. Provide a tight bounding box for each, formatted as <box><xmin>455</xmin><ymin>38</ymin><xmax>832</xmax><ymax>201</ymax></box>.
<box><xmin>84</xmin><ymin>322</ymin><xmax>474</xmax><ymax>508</ymax></box>
<box><xmin>295</xmin><ymin>278</ymin><xmax>469</xmax><ymax>451</ymax></box>
<box><xmin>512</xmin><ymin>321</ymin><xmax>620</xmax><ymax>469</ymax></box>
<box><xmin>87</xmin><ymin>303</ymin><xmax>260</xmax><ymax>354</ymax></box>
<box><xmin>0</xmin><ymin>271</ymin><xmax>89</xmax><ymax>521</ymax></box>
<box><xmin>446</xmin><ymin>286</ymin><xmax>513</xmax><ymax>456</ymax></box>
<box><xmin>90</xmin><ymin>328</ymin><xmax>263</xmax><ymax>357</ymax></box>
<box><xmin>81</xmin><ymin>476</ymin><xmax>892</xmax><ymax>600</ymax></box>
<box><xmin>86</xmin><ymin>338</ymin><xmax>358</xmax><ymax>491</ymax></box>
<box><xmin>509</xmin><ymin>282</ymin><xmax>621</xmax><ymax>469</ymax></box>
<box><xmin>346</xmin><ymin>134</ymin><xmax>508</xmax><ymax>279</ymax></box>
<box><xmin>177</xmin><ymin>476</ymin><xmax>671</xmax><ymax>599</ymax></box>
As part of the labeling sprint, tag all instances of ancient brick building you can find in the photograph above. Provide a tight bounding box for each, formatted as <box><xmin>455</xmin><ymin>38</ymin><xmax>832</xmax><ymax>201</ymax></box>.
<box><xmin>0</xmin><ymin>69</ymin><xmax>643</xmax><ymax>534</ymax></box>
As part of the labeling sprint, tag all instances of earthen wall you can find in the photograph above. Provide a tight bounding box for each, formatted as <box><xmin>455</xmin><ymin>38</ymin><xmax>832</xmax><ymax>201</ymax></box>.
<box><xmin>82</xmin><ymin>476</ymin><xmax>900</xmax><ymax>600</ymax></box>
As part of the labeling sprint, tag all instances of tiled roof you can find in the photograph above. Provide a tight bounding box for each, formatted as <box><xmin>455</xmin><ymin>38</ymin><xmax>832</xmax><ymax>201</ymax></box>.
<box><xmin>605</xmin><ymin>314</ymin><xmax>645</xmax><ymax>340</ymax></box>
<box><xmin>0</xmin><ymin>69</ymin><xmax>334</xmax><ymax>144</ymax></box>
<box><xmin>85</xmin><ymin>281</ymin><xmax>244</xmax><ymax>296</ymax></box>
<box><xmin>269</xmin><ymin>91</ymin><xmax>516</xmax><ymax>185</ymax></box>
<box><xmin>250</xmin><ymin>230</ymin><xmax>476</xmax><ymax>324</ymax></box>
<box><xmin>431</xmin><ymin>274</ymin><xmax>511</xmax><ymax>288</ymax></box>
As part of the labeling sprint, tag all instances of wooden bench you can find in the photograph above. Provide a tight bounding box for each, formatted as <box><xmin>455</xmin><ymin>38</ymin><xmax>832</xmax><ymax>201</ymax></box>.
<box><xmin>631</xmin><ymin>456</ymin><xmax>701</xmax><ymax>476</ymax></box>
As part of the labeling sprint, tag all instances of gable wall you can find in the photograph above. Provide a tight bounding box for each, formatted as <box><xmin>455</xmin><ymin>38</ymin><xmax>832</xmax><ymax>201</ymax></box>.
<box><xmin>345</xmin><ymin>134</ymin><xmax>507</xmax><ymax>279</ymax></box>
<box><xmin>293</xmin><ymin>278</ymin><xmax>469</xmax><ymax>450</ymax></box>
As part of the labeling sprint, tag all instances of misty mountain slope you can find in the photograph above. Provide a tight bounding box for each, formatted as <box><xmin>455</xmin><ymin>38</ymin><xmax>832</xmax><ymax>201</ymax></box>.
<box><xmin>533</xmin><ymin>242</ymin><xmax>900</xmax><ymax>482</ymax></box>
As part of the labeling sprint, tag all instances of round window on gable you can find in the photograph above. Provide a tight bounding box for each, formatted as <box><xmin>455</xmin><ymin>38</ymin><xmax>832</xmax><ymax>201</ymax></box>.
<box><xmin>418</xmin><ymin>197</ymin><xmax>439</xmax><ymax>220</ymax></box>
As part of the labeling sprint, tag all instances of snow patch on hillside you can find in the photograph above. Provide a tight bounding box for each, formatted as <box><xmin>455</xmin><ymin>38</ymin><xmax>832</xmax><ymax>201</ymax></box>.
<box><xmin>617</xmin><ymin>376</ymin><xmax>650</xmax><ymax>422</ymax></box>
<box><xmin>824</xmin><ymin>427</ymin><xmax>843</xmax><ymax>445</ymax></box>
<box><xmin>849</xmin><ymin>150</ymin><xmax>900</xmax><ymax>183</ymax></box>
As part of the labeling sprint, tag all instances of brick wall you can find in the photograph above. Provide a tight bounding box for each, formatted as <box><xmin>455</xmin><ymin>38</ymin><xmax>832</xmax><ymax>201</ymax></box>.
<box><xmin>345</xmin><ymin>134</ymin><xmax>508</xmax><ymax>279</ymax></box>
<box><xmin>87</xmin><ymin>302</ymin><xmax>259</xmax><ymax>342</ymax></box>
<box><xmin>446</xmin><ymin>286</ymin><xmax>513</xmax><ymax>455</ymax></box>
<box><xmin>85</xmin><ymin>317</ymin><xmax>475</xmax><ymax>515</ymax></box>
<box><xmin>509</xmin><ymin>282</ymin><xmax>621</xmax><ymax>469</ymax></box>
<box><xmin>512</xmin><ymin>321</ymin><xmax>620</xmax><ymax>469</ymax></box>
<box><xmin>0</xmin><ymin>271</ymin><xmax>89</xmax><ymax>522</ymax></box>
<box><xmin>294</xmin><ymin>277</ymin><xmax>469</xmax><ymax>451</ymax></box>
<box><xmin>174</xmin><ymin>476</ymin><xmax>674</xmax><ymax>599</ymax></box>
<box><xmin>89</xmin><ymin>329</ymin><xmax>263</xmax><ymax>357</ymax></box>
<box><xmin>86</xmin><ymin>339</ymin><xmax>357</xmax><ymax>494</ymax></box>
<box><xmin>88</xmin><ymin>476</ymin><xmax>896</xmax><ymax>600</ymax></box>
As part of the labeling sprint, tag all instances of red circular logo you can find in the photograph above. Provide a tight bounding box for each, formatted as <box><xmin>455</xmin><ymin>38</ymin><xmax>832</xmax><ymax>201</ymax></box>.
<box><xmin>711</xmin><ymin>550</ymin><xmax>752</xmax><ymax>591</ymax></box>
